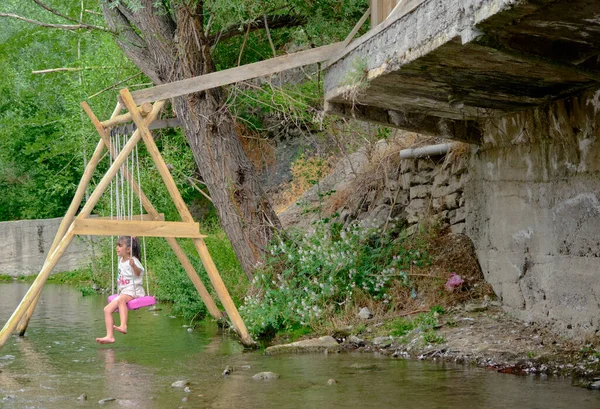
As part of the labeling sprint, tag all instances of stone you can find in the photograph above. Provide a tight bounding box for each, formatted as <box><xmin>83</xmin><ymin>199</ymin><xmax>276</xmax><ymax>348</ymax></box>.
<box><xmin>410</xmin><ymin>185</ymin><xmax>431</xmax><ymax>199</ymax></box>
<box><xmin>77</xmin><ymin>394</ymin><xmax>87</xmax><ymax>401</ymax></box>
<box><xmin>373</xmin><ymin>336</ymin><xmax>393</xmax><ymax>347</ymax></box>
<box><xmin>446</xmin><ymin>175</ymin><xmax>464</xmax><ymax>195</ymax></box>
<box><xmin>588</xmin><ymin>380</ymin><xmax>600</xmax><ymax>390</ymax></box>
<box><xmin>171</xmin><ymin>380</ymin><xmax>189</xmax><ymax>388</ymax></box>
<box><xmin>327</xmin><ymin>379</ymin><xmax>338</xmax><ymax>385</ymax></box>
<box><xmin>417</xmin><ymin>159</ymin><xmax>436</xmax><ymax>171</ymax></box>
<box><xmin>264</xmin><ymin>336</ymin><xmax>340</xmax><ymax>355</ymax></box>
<box><xmin>432</xmin><ymin>198</ymin><xmax>444</xmax><ymax>211</ymax></box>
<box><xmin>358</xmin><ymin>307</ymin><xmax>373</xmax><ymax>320</ymax></box>
<box><xmin>98</xmin><ymin>398</ymin><xmax>116</xmax><ymax>404</ymax></box>
<box><xmin>222</xmin><ymin>365</ymin><xmax>233</xmax><ymax>375</ymax></box>
<box><xmin>252</xmin><ymin>372</ymin><xmax>280</xmax><ymax>380</ymax></box>
<box><xmin>184</xmin><ymin>387</ymin><xmax>191</xmax><ymax>393</ymax></box>
<box><xmin>433</xmin><ymin>169</ymin><xmax>451</xmax><ymax>187</ymax></box>
<box><xmin>445</xmin><ymin>193</ymin><xmax>460</xmax><ymax>210</ymax></box>
<box><xmin>401</xmin><ymin>159</ymin><xmax>417</xmax><ymax>174</ymax></box>
<box><xmin>347</xmin><ymin>335</ymin><xmax>365</xmax><ymax>346</ymax></box>
<box><xmin>450</xmin><ymin>207</ymin><xmax>466</xmax><ymax>224</ymax></box>
<box><xmin>465</xmin><ymin>303</ymin><xmax>488</xmax><ymax>313</ymax></box>
<box><xmin>450</xmin><ymin>223</ymin><xmax>466</xmax><ymax>234</ymax></box>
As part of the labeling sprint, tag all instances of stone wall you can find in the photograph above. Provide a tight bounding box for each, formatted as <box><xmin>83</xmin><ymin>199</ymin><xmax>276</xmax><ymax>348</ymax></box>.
<box><xmin>399</xmin><ymin>152</ymin><xmax>468</xmax><ymax>234</ymax></box>
<box><xmin>279</xmin><ymin>138</ymin><xmax>470</xmax><ymax>237</ymax></box>
<box><xmin>0</xmin><ymin>218</ymin><xmax>92</xmax><ymax>276</ymax></box>
<box><xmin>465</xmin><ymin>88</ymin><xmax>600</xmax><ymax>339</ymax></box>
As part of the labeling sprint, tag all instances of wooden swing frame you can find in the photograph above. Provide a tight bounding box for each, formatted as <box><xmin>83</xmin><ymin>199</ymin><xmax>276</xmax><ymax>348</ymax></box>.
<box><xmin>0</xmin><ymin>89</ymin><xmax>256</xmax><ymax>347</ymax></box>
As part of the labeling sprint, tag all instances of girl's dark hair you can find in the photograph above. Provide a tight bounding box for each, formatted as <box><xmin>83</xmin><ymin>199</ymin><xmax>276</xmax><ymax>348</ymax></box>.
<box><xmin>117</xmin><ymin>236</ymin><xmax>141</xmax><ymax>260</ymax></box>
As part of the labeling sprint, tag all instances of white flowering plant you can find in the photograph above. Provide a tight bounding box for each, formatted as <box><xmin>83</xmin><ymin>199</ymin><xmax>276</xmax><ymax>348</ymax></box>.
<box><xmin>240</xmin><ymin>219</ymin><xmax>431</xmax><ymax>338</ymax></box>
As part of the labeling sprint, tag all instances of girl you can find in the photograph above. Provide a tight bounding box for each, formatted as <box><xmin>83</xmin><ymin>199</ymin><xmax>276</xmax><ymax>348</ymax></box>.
<box><xmin>96</xmin><ymin>236</ymin><xmax>145</xmax><ymax>344</ymax></box>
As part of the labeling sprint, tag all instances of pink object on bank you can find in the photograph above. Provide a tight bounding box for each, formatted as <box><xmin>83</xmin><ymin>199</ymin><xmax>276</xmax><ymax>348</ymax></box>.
<box><xmin>108</xmin><ymin>294</ymin><xmax>156</xmax><ymax>310</ymax></box>
<box><xmin>445</xmin><ymin>273</ymin><xmax>464</xmax><ymax>291</ymax></box>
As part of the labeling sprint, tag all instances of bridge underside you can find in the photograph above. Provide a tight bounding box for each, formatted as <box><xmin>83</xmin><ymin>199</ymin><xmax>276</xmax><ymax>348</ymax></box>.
<box><xmin>324</xmin><ymin>0</ymin><xmax>600</xmax><ymax>144</ymax></box>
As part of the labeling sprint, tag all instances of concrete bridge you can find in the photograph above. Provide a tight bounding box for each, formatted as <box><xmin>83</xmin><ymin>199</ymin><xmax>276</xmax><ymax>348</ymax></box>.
<box><xmin>325</xmin><ymin>0</ymin><xmax>600</xmax><ymax>339</ymax></box>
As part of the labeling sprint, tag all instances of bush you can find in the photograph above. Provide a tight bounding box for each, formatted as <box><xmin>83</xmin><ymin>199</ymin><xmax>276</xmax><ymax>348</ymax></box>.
<box><xmin>240</xmin><ymin>219</ymin><xmax>432</xmax><ymax>338</ymax></box>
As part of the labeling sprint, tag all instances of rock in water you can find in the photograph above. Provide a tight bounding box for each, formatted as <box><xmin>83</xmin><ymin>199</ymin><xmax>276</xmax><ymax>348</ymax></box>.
<box><xmin>252</xmin><ymin>372</ymin><xmax>280</xmax><ymax>380</ymax></box>
<box><xmin>171</xmin><ymin>380</ymin><xmax>189</xmax><ymax>388</ymax></box>
<box><xmin>98</xmin><ymin>398</ymin><xmax>116</xmax><ymax>404</ymax></box>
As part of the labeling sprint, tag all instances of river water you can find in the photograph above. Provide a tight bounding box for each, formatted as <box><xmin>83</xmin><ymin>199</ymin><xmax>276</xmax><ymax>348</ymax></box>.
<box><xmin>0</xmin><ymin>283</ymin><xmax>599</xmax><ymax>408</ymax></box>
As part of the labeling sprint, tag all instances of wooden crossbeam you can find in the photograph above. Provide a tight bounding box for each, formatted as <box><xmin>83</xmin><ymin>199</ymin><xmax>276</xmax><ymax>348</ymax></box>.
<box><xmin>94</xmin><ymin>213</ymin><xmax>165</xmax><ymax>221</ymax></box>
<box><xmin>72</xmin><ymin>219</ymin><xmax>207</xmax><ymax>239</ymax></box>
<box><xmin>127</xmin><ymin>42</ymin><xmax>342</xmax><ymax>104</ymax></box>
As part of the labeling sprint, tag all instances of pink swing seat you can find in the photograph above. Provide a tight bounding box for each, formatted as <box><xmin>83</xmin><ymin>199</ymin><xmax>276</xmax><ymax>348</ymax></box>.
<box><xmin>108</xmin><ymin>294</ymin><xmax>157</xmax><ymax>310</ymax></box>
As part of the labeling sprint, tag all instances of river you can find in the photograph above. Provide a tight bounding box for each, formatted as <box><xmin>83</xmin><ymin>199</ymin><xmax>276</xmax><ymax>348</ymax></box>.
<box><xmin>0</xmin><ymin>283</ymin><xmax>598</xmax><ymax>408</ymax></box>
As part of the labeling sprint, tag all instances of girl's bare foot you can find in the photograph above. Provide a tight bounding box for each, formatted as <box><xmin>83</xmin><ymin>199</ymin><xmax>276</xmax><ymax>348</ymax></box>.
<box><xmin>96</xmin><ymin>336</ymin><xmax>115</xmax><ymax>344</ymax></box>
<box><xmin>113</xmin><ymin>325</ymin><xmax>127</xmax><ymax>334</ymax></box>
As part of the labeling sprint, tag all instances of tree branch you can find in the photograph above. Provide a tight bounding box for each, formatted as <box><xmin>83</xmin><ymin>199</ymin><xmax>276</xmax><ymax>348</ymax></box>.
<box><xmin>32</xmin><ymin>66</ymin><xmax>111</xmax><ymax>74</ymax></box>
<box><xmin>208</xmin><ymin>14</ymin><xmax>307</xmax><ymax>44</ymax></box>
<box><xmin>0</xmin><ymin>11</ymin><xmax>113</xmax><ymax>32</ymax></box>
<box><xmin>31</xmin><ymin>0</ymin><xmax>79</xmax><ymax>24</ymax></box>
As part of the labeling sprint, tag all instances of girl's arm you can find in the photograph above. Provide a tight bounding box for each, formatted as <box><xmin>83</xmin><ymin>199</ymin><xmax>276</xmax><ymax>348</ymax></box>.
<box><xmin>129</xmin><ymin>258</ymin><xmax>143</xmax><ymax>276</ymax></box>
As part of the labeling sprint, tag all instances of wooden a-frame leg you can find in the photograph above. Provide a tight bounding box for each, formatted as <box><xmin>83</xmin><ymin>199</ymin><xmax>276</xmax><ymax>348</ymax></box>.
<box><xmin>14</xmin><ymin>102</ymin><xmax>123</xmax><ymax>336</ymax></box>
<box><xmin>81</xmin><ymin>101</ymin><xmax>223</xmax><ymax>320</ymax></box>
<box><xmin>120</xmin><ymin>88</ymin><xmax>256</xmax><ymax>346</ymax></box>
<box><xmin>0</xmin><ymin>229</ymin><xmax>77</xmax><ymax>348</ymax></box>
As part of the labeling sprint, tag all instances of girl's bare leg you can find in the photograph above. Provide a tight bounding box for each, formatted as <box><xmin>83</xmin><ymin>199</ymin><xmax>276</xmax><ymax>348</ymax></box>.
<box><xmin>96</xmin><ymin>297</ymin><xmax>121</xmax><ymax>344</ymax></box>
<box><xmin>113</xmin><ymin>294</ymin><xmax>133</xmax><ymax>334</ymax></box>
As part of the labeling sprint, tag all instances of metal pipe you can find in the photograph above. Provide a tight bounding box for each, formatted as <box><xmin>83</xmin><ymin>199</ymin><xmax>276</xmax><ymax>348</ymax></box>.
<box><xmin>399</xmin><ymin>143</ymin><xmax>451</xmax><ymax>159</ymax></box>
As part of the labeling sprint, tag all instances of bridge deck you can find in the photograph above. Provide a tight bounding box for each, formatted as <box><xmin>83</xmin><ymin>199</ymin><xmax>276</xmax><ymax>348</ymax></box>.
<box><xmin>324</xmin><ymin>0</ymin><xmax>600</xmax><ymax>143</ymax></box>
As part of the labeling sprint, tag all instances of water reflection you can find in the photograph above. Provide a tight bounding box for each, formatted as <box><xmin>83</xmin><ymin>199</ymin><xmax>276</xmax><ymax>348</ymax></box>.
<box><xmin>1</xmin><ymin>283</ymin><xmax>599</xmax><ymax>409</ymax></box>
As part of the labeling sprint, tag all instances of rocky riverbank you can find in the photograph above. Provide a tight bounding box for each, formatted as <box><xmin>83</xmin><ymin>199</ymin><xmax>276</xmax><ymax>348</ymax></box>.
<box><xmin>266</xmin><ymin>302</ymin><xmax>600</xmax><ymax>390</ymax></box>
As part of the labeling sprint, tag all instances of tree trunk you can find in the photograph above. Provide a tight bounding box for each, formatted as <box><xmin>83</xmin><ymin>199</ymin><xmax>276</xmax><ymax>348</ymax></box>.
<box><xmin>102</xmin><ymin>2</ymin><xmax>280</xmax><ymax>279</ymax></box>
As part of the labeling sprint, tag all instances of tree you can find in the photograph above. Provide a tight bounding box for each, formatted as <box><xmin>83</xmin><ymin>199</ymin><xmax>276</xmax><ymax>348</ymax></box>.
<box><xmin>1</xmin><ymin>0</ymin><xmax>368</xmax><ymax>278</ymax></box>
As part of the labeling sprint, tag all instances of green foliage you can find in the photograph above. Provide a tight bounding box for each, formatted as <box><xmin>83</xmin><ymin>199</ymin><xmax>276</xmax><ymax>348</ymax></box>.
<box><xmin>143</xmin><ymin>225</ymin><xmax>246</xmax><ymax>322</ymax></box>
<box><xmin>240</xmin><ymin>220</ymin><xmax>432</xmax><ymax>338</ymax></box>
<box><xmin>0</xmin><ymin>0</ymin><xmax>140</xmax><ymax>221</ymax></box>
<box><xmin>422</xmin><ymin>330</ymin><xmax>445</xmax><ymax>344</ymax></box>
<box><xmin>389</xmin><ymin>309</ymin><xmax>444</xmax><ymax>344</ymax></box>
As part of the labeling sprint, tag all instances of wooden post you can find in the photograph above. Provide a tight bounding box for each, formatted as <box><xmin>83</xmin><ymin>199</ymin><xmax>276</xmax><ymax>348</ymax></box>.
<box><xmin>100</xmin><ymin>102</ymin><xmax>152</xmax><ymax>128</ymax></box>
<box><xmin>72</xmin><ymin>219</ymin><xmax>207</xmax><ymax>238</ymax></box>
<box><xmin>193</xmin><ymin>238</ymin><xmax>254</xmax><ymax>346</ymax></box>
<box><xmin>14</xmin><ymin>102</ymin><xmax>123</xmax><ymax>336</ymax></box>
<box><xmin>81</xmin><ymin>101</ymin><xmax>223</xmax><ymax>320</ymax></box>
<box><xmin>120</xmin><ymin>88</ymin><xmax>255</xmax><ymax>346</ymax></box>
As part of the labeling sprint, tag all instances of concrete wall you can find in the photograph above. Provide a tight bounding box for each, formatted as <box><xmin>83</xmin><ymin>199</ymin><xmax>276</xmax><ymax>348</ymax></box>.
<box><xmin>0</xmin><ymin>218</ymin><xmax>92</xmax><ymax>276</ymax></box>
<box><xmin>466</xmin><ymin>88</ymin><xmax>600</xmax><ymax>339</ymax></box>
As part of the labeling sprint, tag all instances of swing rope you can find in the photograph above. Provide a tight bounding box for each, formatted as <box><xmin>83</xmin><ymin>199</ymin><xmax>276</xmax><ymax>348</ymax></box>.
<box><xmin>108</xmin><ymin>126</ymin><xmax>153</xmax><ymax>302</ymax></box>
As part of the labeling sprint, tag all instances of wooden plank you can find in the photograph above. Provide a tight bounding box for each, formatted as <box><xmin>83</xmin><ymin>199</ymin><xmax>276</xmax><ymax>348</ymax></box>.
<box><xmin>127</xmin><ymin>43</ymin><xmax>342</xmax><ymax>104</ymax></box>
<box><xmin>73</xmin><ymin>219</ymin><xmax>207</xmax><ymax>239</ymax></box>
<box><xmin>100</xmin><ymin>102</ymin><xmax>153</xmax><ymax>128</ymax></box>
<box><xmin>93</xmin><ymin>213</ymin><xmax>164</xmax><ymax>221</ymax></box>
<box><xmin>193</xmin><ymin>238</ymin><xmax>255</xmax><ymax>347</ymax></box>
